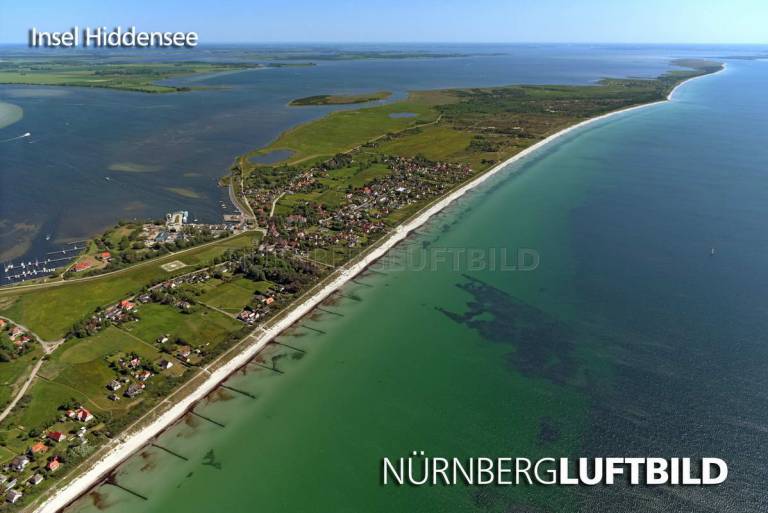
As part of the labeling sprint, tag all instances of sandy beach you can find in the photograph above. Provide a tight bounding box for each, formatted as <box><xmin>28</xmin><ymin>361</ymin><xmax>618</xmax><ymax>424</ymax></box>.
<box><xmin>33</xmin><ymin>64</ymin><xmax>725</xmax><ymax>513</ymax></box>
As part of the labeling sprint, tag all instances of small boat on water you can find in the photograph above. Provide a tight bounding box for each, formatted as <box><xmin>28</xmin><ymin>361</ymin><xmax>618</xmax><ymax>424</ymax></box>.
<box><xmin>45</xmin><ymin>234</ymin><xmax>51</xmax><ymax>241</ymax></box>
<box><xmin>710</xmin><ymin>247</ymin><xmax>716</xmax><ymax>256</ymax></box>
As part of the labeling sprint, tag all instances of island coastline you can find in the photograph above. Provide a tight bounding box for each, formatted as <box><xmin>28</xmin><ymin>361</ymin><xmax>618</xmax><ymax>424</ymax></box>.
<box><xmin>28</xmin><ymin>63</ymin><xmax>726</xmax><ymax>513</ymax></box>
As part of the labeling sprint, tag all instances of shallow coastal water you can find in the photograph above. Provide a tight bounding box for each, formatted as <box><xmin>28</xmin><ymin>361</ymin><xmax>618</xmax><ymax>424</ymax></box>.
<box><xmin>0</xmin><ymin>101</ymin><xmax>22</xmax><ymax>129</ymax></box>
<box><xmin>61</xmin><ymin>58</ymin><xmax>768</xmax><ymax>513</ymax></box>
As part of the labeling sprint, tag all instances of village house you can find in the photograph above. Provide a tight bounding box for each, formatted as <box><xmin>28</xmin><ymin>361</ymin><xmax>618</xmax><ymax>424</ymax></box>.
<box><xmin>124</xmin><ymin>383</ymin><xmax>145</xmax><ymax>398</ymax></box>
<box><xmin>136</xmin><ymin>370</ymin><xmax>152</xmax><ymax>382</ymax></box>
<box><xmin>3</xmin><ymin>478</ymin><xmax>16</xmax><ymax>491</ymax></box>
<box><xmin>9</xmin><ymin>456</ymin><xmax>29</xmax><ymax>472</ymax></box>
<box><xmin>67</xmin><ymin>407</ymin><xmax>94</xmax><ymax>422</ymax></box>
<box><xmin>28</xmin><ymin>474</ymin><xmax>44</xmax><ymax>486</ymax></box>
<box><xmin>125</xmin><ymin>356</ymin><xmax>141</xmax><ymax>369</ymax></box>
<box><xmin>0</xmin><ymin>319</ymin><xmax>6</xmax><ymax>329</ymax></box>
<box><xmin>29</xmin><ymin>442</ymin><xmax>48</xmax><ymax>455</ymax></box>
<box><xmin>47</xmin><ymin>457</ymin><xmax>61</xmax><ymax>472</ymax></box>
<box><xmin>97</xmin><ymin>251</ymin><xmax>112</xmax><ymax>262</ymax></box>
<box><xmin>177</xmin><ymin>345</ymin><xmax>192</xmax><ymax>362</ymax></box>
<box><xmin>47</xmin><ymin>431</ymin><xmax>66</xmax><ymax>443</ymax></box>
<box><xmin>157</xmin><ymin>334</ymin><xmax>170</xmax><ymax>344</ymax></box>
<box><xmin>13</xmin><ymin>335</ymin><xmax>30</xmax><ymax>347</ymax></box>
<box><xmin>120</xmin><ymin>299</ymin><xmax>136</xmax><ymax>312</ymax></box>
<box><xmin>157</xmin><ymin>359</ymin><xmax>174</xmax><ymax>370</ymax></box>
<box><xmin>72</xmin><ymin>261</ymin><xmax>92</xmax><ymax>272</ymax></box>
<box><xmin>237</xmin><ymin>307</ymin><xmax>259</xmax><ymax>324</ymax></box>
<box><xmin>6</xmin><ymin>489</ymin><xmax>22</xmax><ymax>504</ymax></box>
<box><xmin>107</xmin><ymin>379</ymin><xmax>122</xmax><ymax>391</ymax></box>
<box><xmin>8</xmin><ymin>326</ymin><xmax>23</xmax><ymax>341</ymax></box>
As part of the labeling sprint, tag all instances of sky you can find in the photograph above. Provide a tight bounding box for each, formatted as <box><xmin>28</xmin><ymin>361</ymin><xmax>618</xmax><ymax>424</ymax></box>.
<box><xmin>0</xmin><ymin>0</ymin><xmax>766</xmax><ymax>45</ymax></box>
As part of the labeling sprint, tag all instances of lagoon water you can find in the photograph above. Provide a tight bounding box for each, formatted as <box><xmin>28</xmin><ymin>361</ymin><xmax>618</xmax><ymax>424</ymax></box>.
<box><xmin>55</xmin><ymin>54</ymin><xmax>768</xmax><ymax>513</ymax></box>
<box><xmin>0</xmin><ymin>43</ymin><xmax>750</xmax><ymax>265</ymax></box>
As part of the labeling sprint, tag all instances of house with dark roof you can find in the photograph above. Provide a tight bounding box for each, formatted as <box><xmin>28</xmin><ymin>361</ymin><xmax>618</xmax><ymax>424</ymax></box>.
<box><xmin>6</xmin><ymin>489</ymin><xmax>22</xmax><ymax>504</ymax></box>
<box><xmin>9</xmin><ymin>456</ymin><xmax>29</xmax><ymax>472</ymax></box>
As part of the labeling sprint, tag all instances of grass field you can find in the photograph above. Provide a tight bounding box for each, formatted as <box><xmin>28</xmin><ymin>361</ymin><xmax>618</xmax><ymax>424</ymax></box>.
<box><xmin>247</xmin><ymin>98</ymin><xmax>438</xmax><ymax>165</ymax></box>
<box><xmin>198</xmin><ymin>277</ymin><xmax>272</xmax><ymax>312</ymax></box>
<box><xmin>374</xmin><ymin>125</ymin><xmax>475</xmax><ymax>162</ymax></box>
<box><xmin>36</xmin><ymin>327</ymin><xmax>164</xmax><ymax>413</ymax></box>
<box><xmin>121</xmin><ymin>303</ymin><xmax>242</xmax><ymax>349</ymax></box>
<box><xmin>0</xmin><ymin>326</ymin><xmax>179</xmax><ymax>462</ymax></box>
<box><xmin>0</xmin><ymin>233</ymin><xmax>258</xmax><ymax>340</ymax></box>
<box><xmin>0</xmin><ymin>346</ymin><xmax>43</xmax><ymax>410</ymax></box>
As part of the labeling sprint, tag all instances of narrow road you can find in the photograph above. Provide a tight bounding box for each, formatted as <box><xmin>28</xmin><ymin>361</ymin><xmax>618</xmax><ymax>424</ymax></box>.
<box><xmin>269</xmin><ymin>192</ymin><xmax>286</xmax><ymax>218</ymax></box>
<box><xmin>0</xmin><ymin>358</ymin><xmax>45</xmax><ymax>424</ymax></box>
<box><xmin>228</xmin><ymin>175</ymin><xmax>256</xmax><ymax>221</ymax></box>
<box><xmin>198</xmin><ymin>301</ymin><xmax>238</xmax><ymax>319</ymax></box>
<box><xmin>0</xmin><ymin>315</ymin><xmax>64</xmax><ymax>353</ymax></box>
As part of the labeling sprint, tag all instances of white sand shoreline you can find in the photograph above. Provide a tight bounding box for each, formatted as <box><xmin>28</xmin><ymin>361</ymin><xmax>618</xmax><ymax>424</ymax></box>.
<box><xmin>34</xmin><ymin>64</ymin><xmax>725</xmax><ymax>513</ymax></box>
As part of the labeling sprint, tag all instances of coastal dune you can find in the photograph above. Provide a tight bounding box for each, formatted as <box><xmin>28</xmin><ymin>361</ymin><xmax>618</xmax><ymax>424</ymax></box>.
<box><xmin>35</xmin><ymin>64</ymin><xmax>725</xmax><ymax>513</ymax></box>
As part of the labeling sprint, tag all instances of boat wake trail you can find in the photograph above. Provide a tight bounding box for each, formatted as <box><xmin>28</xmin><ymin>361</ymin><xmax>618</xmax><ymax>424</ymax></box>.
<box><xmin>1</xmin><ymin>132</ymin><xmax>31</xmax><ymax>143</ymax></box>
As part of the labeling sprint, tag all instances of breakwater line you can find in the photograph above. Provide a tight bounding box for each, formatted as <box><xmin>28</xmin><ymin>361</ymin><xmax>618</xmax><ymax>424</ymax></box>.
<box><xmin>33</xmin><ymin>65</ymin><xmax>726</xmax><ymax>513</ymax></box>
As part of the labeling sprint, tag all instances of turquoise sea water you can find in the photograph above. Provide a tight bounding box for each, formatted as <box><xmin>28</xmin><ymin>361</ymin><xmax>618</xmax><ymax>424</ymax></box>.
<box><xmin>60</xmin><ymin>58</ymin><xmax>768</xmax><ymax>513</ymax></box>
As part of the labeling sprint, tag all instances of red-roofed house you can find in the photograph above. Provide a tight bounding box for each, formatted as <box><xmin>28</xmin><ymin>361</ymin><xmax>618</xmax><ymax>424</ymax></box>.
<box><xmin>47</xmin><ymin>457</ymin><xmax>61</xmax><ymax>472</ymax></box>
<box><xmin>120</xmin><ymin>300</ymin><xmax>136</xmax><ymax>311</ymax></box>
<box><xmin>98</xmin><ymin>251</ymin><xmax>112</xmax><ymax>261</ymax></box>
<box><xmin>29</xmin><ymin>442</ymin><xmax>48</xmax><ymax>454</ymax></box>
<box><xmin>47</xmin><ymin>431</ymin><xmax>66</xmax><ymax>443</ymax></box>
<box><xmin>73</xmin><ymin>261</ymin><xmax>92</xmax><ymax>272</ymax></box>
<box><xmin>75</xmin><ymin>408</ymin><xmax>93</xmax><ymax>422</ymax></box>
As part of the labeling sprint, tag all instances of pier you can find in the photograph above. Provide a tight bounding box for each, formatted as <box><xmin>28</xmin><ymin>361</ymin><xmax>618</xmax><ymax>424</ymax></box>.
<box><xmin>2</xmin><ymin>241</ymin><xmax>82</xmax><ymax>284</ymax></box>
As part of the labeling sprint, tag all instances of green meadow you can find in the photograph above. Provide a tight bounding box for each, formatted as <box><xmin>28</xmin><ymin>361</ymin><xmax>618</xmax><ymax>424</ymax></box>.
<box><xmin>0</xmin><ymin>233</ymin><xmax>258</xmax><ymax>340</ymax></box>
<box><xmin>248</xmin><ymin>98</ymin><xmax>438</xmax><ymax>165</ymax></box>
<box><xmin>196</xmin><ymin>277</ymin><xmax>274</xmax><ymax>312</ymax></box>
<box><xmin>121</xmin><ymin>303</ymin><xmax>242</xmax><ymax>349</ymax></box>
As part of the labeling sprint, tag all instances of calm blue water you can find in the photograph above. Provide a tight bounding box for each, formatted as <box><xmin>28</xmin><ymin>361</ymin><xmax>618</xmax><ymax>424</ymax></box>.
<box><xmin>61</xmin><ymin>56</ymin><xmax>768</xmax><ymax>513</ymax></box>
<box><xmin>0</xmin><ymin>44</ymin><xmax>759</xmax><ymax>266</ymax></box>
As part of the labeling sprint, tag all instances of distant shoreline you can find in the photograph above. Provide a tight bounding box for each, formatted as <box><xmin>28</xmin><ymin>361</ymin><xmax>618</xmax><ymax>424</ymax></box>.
<box><xmin>31</xmin><ymin>63</ymin><xmax>726</xmax><ymax>513</ymax></box>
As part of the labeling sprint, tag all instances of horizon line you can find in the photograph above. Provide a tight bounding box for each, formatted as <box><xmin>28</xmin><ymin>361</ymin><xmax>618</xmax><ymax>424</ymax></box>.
<box><xmin>0</xmin><ymin>41</ymin><xmax>767</xmax><ymax>47</ymax></box>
